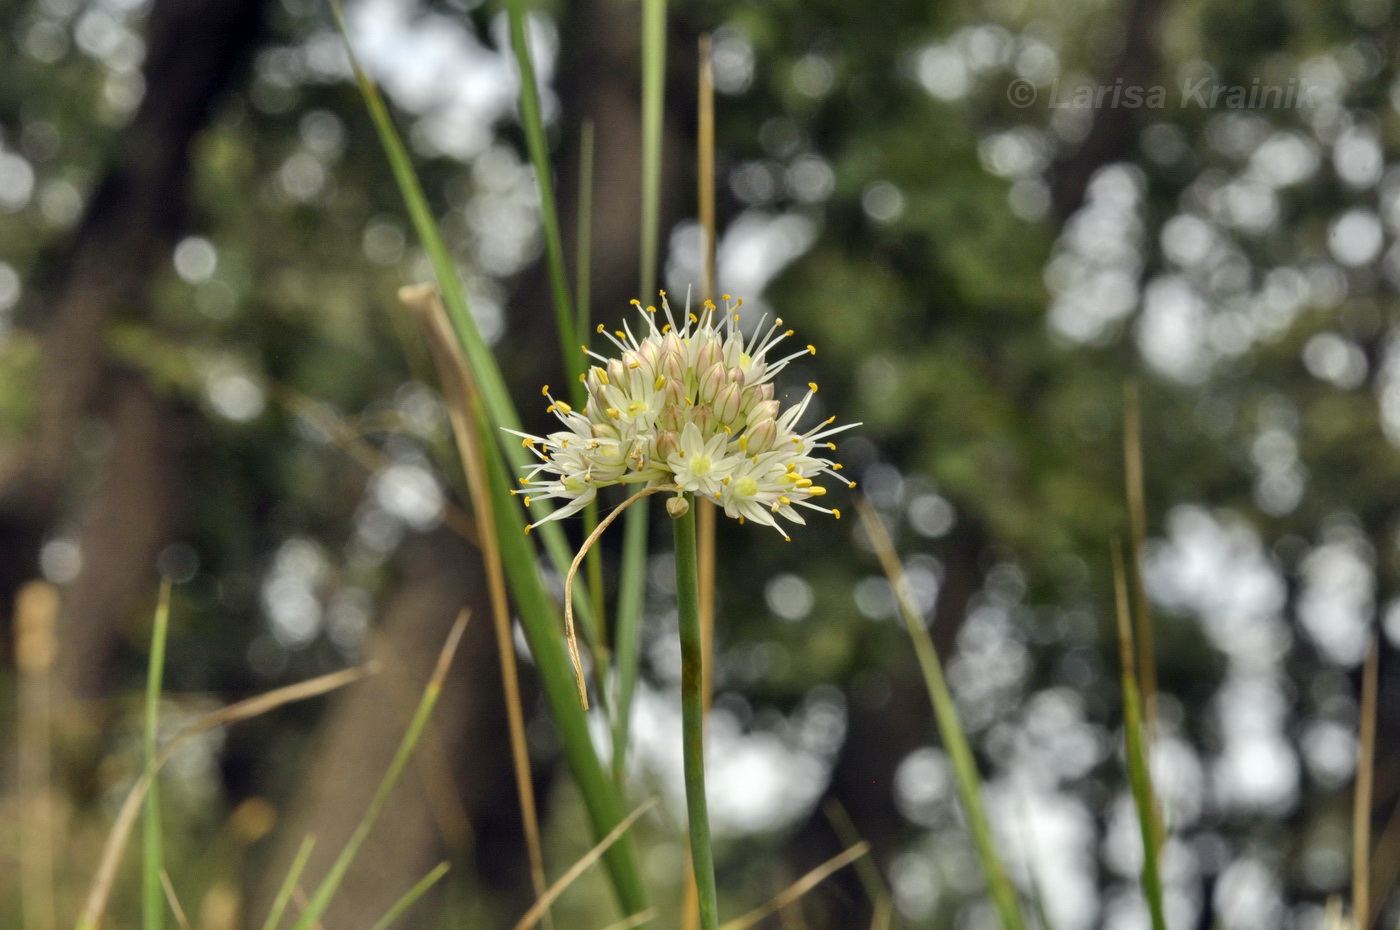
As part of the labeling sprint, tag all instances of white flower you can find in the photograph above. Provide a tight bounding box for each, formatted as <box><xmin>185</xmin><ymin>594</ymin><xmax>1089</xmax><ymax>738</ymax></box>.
<box><xmin>510</xmin><ymin>294</ymin><xmax>859</xmax><ymax>540</ymax></box>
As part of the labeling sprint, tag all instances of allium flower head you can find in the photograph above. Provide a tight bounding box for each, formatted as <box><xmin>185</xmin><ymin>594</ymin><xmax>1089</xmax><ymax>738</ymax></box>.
<box><xmin>508</xmin><ymin>294</ymin><xmax>858</xmax><ymax>540</ymax></box>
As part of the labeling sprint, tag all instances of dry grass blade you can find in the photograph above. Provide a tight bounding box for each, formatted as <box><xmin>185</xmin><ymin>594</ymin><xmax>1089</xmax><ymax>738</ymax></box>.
<box><xmin>76</xmin><ymin>663</ymin><xmax>376</xmax><ymax>929</ymax></box>
<box><xmin>402</xmin><ymin>283</ymin><xmax>552</xmax><ymax>916</ymax></box>
<box><xmin>1122</xmin><ymin>382</ymin><xmax>1158</xmax><ymax>740</ymax></box>
<box><xmin>279</xmin><ymin>386</ymin><xmax>478</xmax><ymax>545</ymax></box>
<box><xmin>718</xmin><ymin>843</ymin><xmax>870</xmax><ymax>930</ymax></box>
<box><xmin>823</xmin><ymin>801</ymin><xmax>895</xmax><ymax>930</ymax></box>
<box><xmin>1354</xmin><ymin>634</ymin><xmax>1379</xmax><ymax>928</ymax></box>
<box><xmin>512</xmin><ymin>798</ymin><xmax>658</xmax><ymax>930</ymax></box>
<box><xmin>158</xmin><ymin>870</ymin><xmax>191</xmax><ymax>930</ymax></box>
<box><xmin>562</xmin><ymin>486</ymin><xmax>669</xmax><ymax>708</ymax></box>
<box><xmin>599</xmin><ymin>911</ymin><xmax>658</xmax><ymax>930</ymax></box>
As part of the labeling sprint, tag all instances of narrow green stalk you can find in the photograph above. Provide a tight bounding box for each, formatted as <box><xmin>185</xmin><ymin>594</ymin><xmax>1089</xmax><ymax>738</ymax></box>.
<box><xmin>674</xmin><ymin>498</ymin><xmax>719</xmax><ymax>930</ymax></box>
<box><xmin>367</xmin><ymin>862</ymin><xmax>450</xmax><ymax>930</ymax></box>
<box><xmin>486</xmin><ymin>442</ymin><xmax>650</xmax><ymax>916</ymax></box>
<box><xmin>260</xmin><ymin>836</ymin><xmax>315</xmax><ymax>930</ymax></box>
<box><xmin>1112</xmin><ymin>545</ymin><xmax>1167</xmax><ymax>930</ymax></box>
<box><xmin>290</xmin><ymin>615</ymin><xmax>469</xmax><ymax>930</ymax></box>
<box><xmin>143</xmin><ymin>582</ymin><xmax>172</xmax><ymax>930</ymax></box>
<box><xmin>639</xmin><ymin>0</ymin><xmax>666</xmax><ymax>299</ymax></box>
<box><xmin>577</xmin><ymin>119</ymin><xmax>595</xmax><ymax>341</ymax></box>
<box><xmin>610</xmin><ymin>501</ymin><xmax>651</xmax><ymax>781</ymax></box>
<box><xmin>858</xmin><ymin>503</ymin><xmax>1024</xmax><ymax>930</ymax></box>
<box><xmin>506</xmin><ymin>0</ymin><xmax>581</xmax><ymax>406</ymax></box>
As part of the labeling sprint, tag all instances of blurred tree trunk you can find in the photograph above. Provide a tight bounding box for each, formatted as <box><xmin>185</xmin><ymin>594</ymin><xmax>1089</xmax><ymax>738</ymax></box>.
<box><xmin>0</xmin><ymin>0</ymin><xmax>266</xmax><ymax>699</ymax></box>
<box><xmin>245</xmin><ymin>526</ymin><xmax>541</xmax><ymax>929</ymax></box>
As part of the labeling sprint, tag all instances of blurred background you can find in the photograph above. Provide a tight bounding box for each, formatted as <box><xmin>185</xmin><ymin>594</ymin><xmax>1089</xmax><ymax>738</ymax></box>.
<box><xmin>2</xmin><ymin>0</ymin><xmax>1399</xmax><ymax>927</ymax></box>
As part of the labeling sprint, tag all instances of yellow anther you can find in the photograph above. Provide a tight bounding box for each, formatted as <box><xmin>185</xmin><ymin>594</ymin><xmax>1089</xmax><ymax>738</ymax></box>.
<box><xmin>628</xmin><ymin>402</ymin><xmax>641</xmax><ymax>414</ymax></box>
<box><xmin>546</xmin><ymin>404</ymin><xmax>556</xmax><ymax>413</ymax></box>
<box><xmin>522</xmin><ymin>438</ymin><xmax>534</xmax><ymax>448</ymax></box>
<box><xmin>722</xmin><ymin>425</ymin><xmax>732</xmax><ymax>434</ymax></box>
<box><xmin>662</xmin><ymin>324</ymin><xmax>672</xmax><ymax>334</ymax></box>
<box><xmin>832</xmin><ymin>463</ymin><xmax>843</xmax><ymax>470</ymax></box>
<box><xmin>581</xmin><ymin>345</ymin><xmax>589</xmax><ymax>353</ymax></box>
<box><xmin>848</xmin><ymin>480</ymin><xmax>857</xmax><ymax>488</ymax></box>
<box><xmin>607</xmin><ymin>408</ymin><xmax>621</xmax><ymax>419</ymax></box>
<box><xmin>739</xmin><ymin>435</ymin><xmax>749</xmax><ymax>451</ymax></box>
<box><xmin>808</xmin><ymin>486</ymin><xmax>826</xmax><ymax>496</ymax></box>
<box><xmin>795</xmin><ymin>478</ymin><xmax>813</xmax><ymax>488</ymax></box>
<box><xmin>598</xmin><ymin>368</ymin><xmax>609</xmax><ymax>384</ymax></box>
<box><xmin>685</xmin><ymin>396</ymin><xmax>694</xmax><ymax>406</ymax></box>
<box><xmin>630</xmin><ymin>362</ymin><xmax>641</xmax><ymax>369</ymax></box>
<box><xmin>555</xmin><ymin>401</ymin><xmax>572</xmax><ymax>414</ymax></box>
<box><xmin>689</xmin><ymin>313</ymin><xmax>699</xmax><ymax>323</ymax></box>
<box><xmin>519</xmin><ymin>478</ymin><xmax>530</xmax><ymax>485</ymax></box>
<box><xmin>785</xmin><ymin>329</ymin><xmax>795</xmax><ymax>336</ymax></box>
<box><xmin>739</xmin><ymin>515</ymin><xmax>746</xmax><ymax>525</ymax></box>
<box><xmin>631</xmin><ymin>298</ymin><xmax>642</xmax><ymax>306</ymax></box>
<box><xmin>736</xmin><ymin>298</ymin><xmax>744</xmax><ymax>307</ymax></box>
<box><xmin>655</xmin><ymin>376</ymin><xmax>666</xmax><ymax>390</ymax></box>
<box><xmin>723</xmin><ymin>476</ymin><xmax>731</xmax><ymax>485</ymax></box>
<box><xmin>832</xmin><ymin>508</ymin><xmax>842</xmax><ymax>520</ymax></box>
<box><xmin>541</xmin><ymin>385</ymin><xmax>550</xmax><ymax>396</ymax></box>
<box><xmin>775</xmin><ymin>318</ymin><xmax>783</xmax><ymax>326</ymax></box>
<box><xmin>722</xmin><ymin>294</ymin><xmax>731</xmax><ymax>301</ymax></box>
<box><xmin>808</xmin><ymin>345</ymin><xmax>816</xmax><ymax>355</ymax></box>
<box><xmin>578</xmin><ymin>373</ymin><xmax>586</xmax><ymax>382</ymax></box>
<box><xmin>827</xmin><ymin>442</ymin><xmax>837</xmax><ymax>450</ymax></box>
<box><xmin>597</xmin><ymin>324</ymin><xmax>605</xmax><ymax>333</ymax></box>
<box><xmin>733</xmin><ymin>313</ymin><xmax>740</xmax><ymax>322</ymax></box>
<box><xmin>615</xmin><ymin>330</ymin><xmax>626</xmax><ymax>338</ymax></box>
<box><xmin>524</xmin><ymin>496</ymin><xmax>533</xmax><ymax>506</ymax></box>
<box><xmin>808</xmin><ymin>382</ymin><xmax>818</xmax><ymax>392</ymax></box>
<box><xmin>659</xmin><ymin>289</ymin><xmax>667</xmax><ymax>296</ymax></box>
<box><xmin>524</xmin><ymin>524</ymin><xmax>533</xmax><ymax>534</ymax></box>
<box><xmin>647</xmin><ymin>305</ymin><xmax>657</xmax><ymax>313</ymax></box>
<box><xmin>509</xmin><ymin>489</ymin><xmax>518</xmax><ymax>496</ymax></box>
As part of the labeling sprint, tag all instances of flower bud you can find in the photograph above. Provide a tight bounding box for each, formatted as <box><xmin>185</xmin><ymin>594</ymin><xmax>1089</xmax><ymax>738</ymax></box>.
<box><xmin>727</xmin><ymin>365</ymin><xmax>746</xmax><ymax>386</ymax></box>
<box><xmin>690</xmin><ymin>404</ymin><xmax>715</xmax><ymax>434</ymax></box>
<box><xmin>607</xmin><ymin>358</ymin><xmax>628</xmax><ymax>386</ymax></box>
<box><xmin>661</xmin><ymin>332</ymin><xmax>684</xmax><ymax>360</ymax></box>
<box><xmin>654</xmin><ymin>429</ymin><xmax>680</xmax><ymax>461</ymax></box>
<box><xmin>715</xmin><ymin>384</ymin><xmax>743</xmax><ymax>425</ymax></box>
<box><xmin>698</xmin><ymin>363</ymin><xmax>725</xmax><ymax>405</ymax></box>
<box><xmin>745</xmin><ymin>419</ymin><xmax>780</xmax><ymax>454</ymax></box>
<box><xmin>591</xmin><ymin>421</ymin><xmax>619</xmax><ymax>440</ymax></box>
<box><xmin>659</xmin><ymin>403</ymin><xmax>685</xmax><ymax>432</ymax></box>
<box><xmin>747</xmin><ymin>399</ymin><xmax>780</xmax><ymax>427</ymax></box>
<box><xmin>662</xmin><ymin>351</ymin><xmax>685</xmax><ymax>385</ymax></box>
<box><xmin>693</xmin><ymin>336</ymin><xmax>722</xmax><ymax>373</ymax></box>
<box><xmin>666</xmin><ymin>495</ymin><xmax>690</xmax><ymax>519</ymax></box>
<box><xmin>662</xmin><ymin>380</ymin><xmax>686</xmax><ymax>410</ymax></box>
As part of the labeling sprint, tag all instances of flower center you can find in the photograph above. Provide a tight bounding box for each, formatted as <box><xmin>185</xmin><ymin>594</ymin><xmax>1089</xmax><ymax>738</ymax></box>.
<box><xmin>691</xmin><ymin>456</ymin><xmax>712</xmax><ymax>476</ymax></box>
<box><xmin>735</xmin><ymin>476</ymin><xmax>759</xmax><ymax>497</ymax></box>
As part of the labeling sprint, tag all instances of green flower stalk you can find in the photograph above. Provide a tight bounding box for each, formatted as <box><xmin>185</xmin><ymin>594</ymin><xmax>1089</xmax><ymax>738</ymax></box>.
<box><xmin>512</xmin><ymin>293</ymin><xmax>858</xmax><ymax>930</ymax></box>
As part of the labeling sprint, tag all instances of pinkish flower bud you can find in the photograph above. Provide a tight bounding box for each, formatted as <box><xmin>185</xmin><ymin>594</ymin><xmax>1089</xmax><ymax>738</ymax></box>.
<box><xmin>654</xmin><ymin>429</ymin><xmax>680</xmax><ymax>461</ymax></box>
<box><xmin>693</xmin><ymin>336</ymin><xmax>721</xmax><ymax>373</ymax></box>
<box><xmin>745</xmin><ymin>419</ymin><xmax>780</xmax><ymax>453</ymax></box>
<box><xmin>715</xmin><ymin>383</ymin><xmax>743</xmax><ymax>425</ymax></box>
<box><xmin>690</xmin><ymin>404</ymin><xmax>715</xmax><ymax>434</ymax></box>
<box><xmin>659</xmin><ymin>404</ymin><xmax>685</xmax><ymax>432</ymax></box>
<box><xmin>747</xmin><ymin>399</ymin><xmax>780</xmax><ymax>427</ymax></box>
<box><xmin>698</xmin><ymin>363</ymin><xmax>725</xmax><ymax>405</ymax></box>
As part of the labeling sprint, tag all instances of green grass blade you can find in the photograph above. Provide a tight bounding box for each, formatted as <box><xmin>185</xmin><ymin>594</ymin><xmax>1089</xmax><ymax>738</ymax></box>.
<box><xmin>142</xmin><ymin>582</ymin><xmax>172</xmax><ymax>930</ymax></box>
<box><xmin>486</xmin><ymin>438</ymin><xmax>650</xmax><ymax>916</ymax></box>
<box><xmin>260</xmin><ymin>836</ymin><xmax>315</xmax><ymax>930</ymax></box>
<box><xmin>329</xmin><ymin>1</ymin><xmax>599</xmax><ymax>642</ymax></box>
<box><xmin>577</xmin><ymin>120</ymin><xmax>594</xmax><ymax>342</ymax></box>
<box><xmin>290</xmin><ymin>614</ymin><xmax>469</xmax><ymax>930</ymax></box>
<box><xmin>857</xmin><ymin>502</ymin><xmax>1025</xmax><ymax>930</ymax></box>
<box><xmin>368</xmin><ymin>862</ymin><xmax>450</xmax><ymax>930</ymax></box>
<box><xmin>507</xmin><ymin>0</ymin><xmax>581</xmax><ymax>405</ymax></box>
<box><xmin>610</xmin><ymin>501</ymin><xmax>650</xmax><ymax>781</ymax></box>
<box><xmin>1112</xmin><ymin>545</ymin><xmax>1167</xmax><ymax>930</ymax></box>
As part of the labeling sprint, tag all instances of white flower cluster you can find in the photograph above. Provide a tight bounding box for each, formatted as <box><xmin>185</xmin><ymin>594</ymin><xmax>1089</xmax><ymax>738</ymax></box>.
<box><xmin>508</xmin><ymin>294</ymin><xmax>857</xmax><ymax>540</ymax></box>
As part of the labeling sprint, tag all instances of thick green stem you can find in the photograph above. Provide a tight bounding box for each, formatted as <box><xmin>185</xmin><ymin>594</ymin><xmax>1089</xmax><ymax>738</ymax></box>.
<box><xmin>673</xmin><ymin>498</ymin><xmax>718</xmax><ymax>930</ymax></box>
